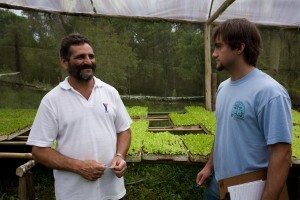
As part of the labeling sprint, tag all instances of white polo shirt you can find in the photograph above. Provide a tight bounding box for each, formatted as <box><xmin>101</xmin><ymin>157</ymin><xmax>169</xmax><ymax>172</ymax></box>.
<box><xmin>27</xmin><ymin>77</ymin><xmax>132</xmax><ymax>200</ymax></box>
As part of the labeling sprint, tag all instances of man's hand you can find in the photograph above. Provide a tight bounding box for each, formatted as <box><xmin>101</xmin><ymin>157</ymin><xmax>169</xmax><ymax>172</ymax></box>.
<box><xmin>110</xmin><ymin>156</ymin><xmax>127</xmax><ymax>178</ymax></box>
<box><xmin>196</xmin><ymin>165</ymin><xmax>213</xmax><ymax>187</ymax></box>
<box><xmin>77</xmin><ymin>160</ymin><xmax>106</xmax><ymax>181</ymax></box>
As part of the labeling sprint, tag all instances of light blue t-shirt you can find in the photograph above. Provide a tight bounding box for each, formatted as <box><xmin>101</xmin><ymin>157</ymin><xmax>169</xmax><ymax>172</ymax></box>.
<box><xmin>214</xmin><ymin>68</ymin><xmax>292</xmax><ymax>181</ymax></box>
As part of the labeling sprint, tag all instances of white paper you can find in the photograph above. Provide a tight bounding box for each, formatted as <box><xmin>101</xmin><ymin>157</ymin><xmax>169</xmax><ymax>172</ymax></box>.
<box><xmin>228</xmin><ymin>180</ymin><xmax>266</xmax><ymax>200</ymax></box>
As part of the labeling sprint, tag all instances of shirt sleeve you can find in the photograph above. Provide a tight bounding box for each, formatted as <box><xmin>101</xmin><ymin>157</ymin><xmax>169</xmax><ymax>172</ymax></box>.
<box><xmin>26</xmin><ymin>99</ymin><xmax>58</xmax><ymax>147</ymax></box>
<box><xmin>258</xmin><ymin>95</ymin><xmax>292</xmax><ymax>145</ymax></box>
<box><xmin>114</xmin><ymin>93</ymin><xmax>132</xmax><ymax>133</ymax></box>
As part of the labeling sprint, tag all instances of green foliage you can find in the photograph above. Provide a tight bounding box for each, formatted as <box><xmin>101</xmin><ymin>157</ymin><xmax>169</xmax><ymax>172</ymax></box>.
<box><xmin>185</xmin><ymin>106</ymin><xmax>217</xmax><ymax>134</ymax></box>
<box><xmin>293</xmin><ymin>125</ymin><xmax>300</xmax><ymax>138</ymax></box>
<box><xmin>169</xmin><ymin>106</ymin><xmax>217</xmax><ymax>134</ymax></box>
<box><xmin>0</xmin><ymin>9</ymin><xmax>205</xmax><ymax>97</ymax></box>
<box><xmin>292</xmin><ymin>109</ymin><xmax>300</xmax><ymax>124</ymax></box>
<box><xmin>184</xmin><ymin>106</ymin><xmax>207</xmax><ymax>114</ymax></box>
<box><xmin>1</xmin><ymin>9</ymin><xmax>300</xmax><ymax>101</ymax></box>
<box><xmin>70</xmin><ymin>16</ymin><xmax>138</xmax><ymax>94</ymax></box>
<box><xmin>0</xmin><ymin>85</ymin><xmax>46</xmax><ymax>109</ymax></box>
<box><xmin>127</xmin><ymin>144</ymin><xmax>141</xmax><ymax>155</ymax></box>
<box><xmin>292</xmin><ymin>140</ymin><xmax>300</xmax><ymax>158</ymax></box>
<box><xmin>181</xmin><ymin>134</ymin><xmax>214</xmax><ymax>155</ymax></box>
<box><xmin>289</xmin><ymin>89</ymin><xmax>300</xmax><ymax>106</ymax></box>
<box><xmin>131</xmin><ymin>120</ymin><xmax>149</xmax><ymax>132</ymax></box>
<box><xmin>200</xmin><ymin>112</ymin><xmax>217</xmax><ymax>135</ymax></box>
<box><xmin>169</xmin><ymin>113</ymin><xmax>202</xmax><ymax>126</ymax></box>
<box><xmin>125</xmin><ymin>163</ymin><xmax>203</xmax><ymax>199</ymax></box>
<box><xmin>0</xmin><ymin>109</ymin><xmax>36</xmax><ymax>135</ymax></box>
<box><xmin>126</xmin><ymin>106</ymin><xmax>148</xmax><ymax>118</ymax></box>
<box><xmin>0</xmin><ymin>162</ymin><xmax>203</xmax><ymax>200</ymax></box>
<box><xmin>292</xmin><ymin>126</ymin><xmax>300</xmax><ymax>158</ymax></box>
<box><xmin>172</xmin><ymin>24</ymin><xmax>204</xmax><ymax>95</ymax></box>
<box><xmin>128</xmin><ymin>120</ymin><xmax>149</xmax><ymax>155</ymax></box>
<box><xmin>291</xmin><ymin>112</ymin><xmax>300</xmax><ymax>158</ymax></box>
<box><xmin>52</xmin><ymin>140</ymin><xmax>57</xmax><ymax>149</ymax></box>
<box><xmin>143</xmin><ymin>132</ymin><xmax>187</xmax><ymax>155</ymax></box>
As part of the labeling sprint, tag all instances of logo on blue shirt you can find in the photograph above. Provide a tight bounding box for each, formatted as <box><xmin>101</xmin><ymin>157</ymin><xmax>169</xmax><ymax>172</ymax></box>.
<box><xmin>231</xmin><ymin>101</ymin><xmax>245</xmax><ymax>120</ymax></box>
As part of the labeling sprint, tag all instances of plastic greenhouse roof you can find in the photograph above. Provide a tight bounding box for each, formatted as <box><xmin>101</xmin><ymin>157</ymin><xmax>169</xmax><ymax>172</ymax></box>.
<box><xmin>0</xmin><ymin>0</ymin><xmax>299</xmax><ymax>27</ymax></box>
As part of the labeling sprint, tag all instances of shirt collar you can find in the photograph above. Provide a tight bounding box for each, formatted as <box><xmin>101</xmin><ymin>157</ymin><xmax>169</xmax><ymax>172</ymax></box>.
<box><xmin>230</xmin><ymin>68</ymin><xmax>259</xmax><ymax>86</ymax></box>
<box><xmin>59</xmin><ymin>76</ymin><xmax>103</xmax><ymax>90</ymax></box>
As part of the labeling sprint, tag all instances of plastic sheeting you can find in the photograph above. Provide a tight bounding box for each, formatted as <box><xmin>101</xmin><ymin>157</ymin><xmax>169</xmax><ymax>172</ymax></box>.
<box><xmin>0</xmin><ymin>0</ymin><xmax>299</xmax><ymax>27</ymax></box>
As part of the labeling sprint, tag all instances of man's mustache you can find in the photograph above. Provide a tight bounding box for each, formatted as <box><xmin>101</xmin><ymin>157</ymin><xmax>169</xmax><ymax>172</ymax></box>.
<box><xmin>79</xmin><ymin>63</ymin><xmax>96</xmax><ymax>71</ymax></box>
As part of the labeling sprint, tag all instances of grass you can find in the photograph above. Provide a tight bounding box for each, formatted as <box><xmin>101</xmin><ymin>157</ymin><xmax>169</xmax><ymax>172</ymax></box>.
<box><xmin>0</xmin><ymin>109</ymin><xmax>37</xmax><ymax>135</ymax></box>
<box><xmin>292</xmin><ymin>109</ymin><xmax>300</xmax><ymax>124</ymax></box>
<box><xmin>125</xmin><ymin>163</ymin><xmax>204</xmax><ymax>199</ymax></box>
<box><xmin>0</xmin><ymin>161</ymin><xmax>204</xmax><ymax>200</ymax></box>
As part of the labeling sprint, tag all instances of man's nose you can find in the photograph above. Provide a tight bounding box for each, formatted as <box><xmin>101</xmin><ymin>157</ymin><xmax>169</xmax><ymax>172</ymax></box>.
<box><xmin>83</xmin><ymin>56</ymin><xmax>93</xmax><ymax>64</ymax></box>
<box><xmin>212</xmin><ymin>49</ymin><xmax>218</xmax><ymax>57</ymax></box>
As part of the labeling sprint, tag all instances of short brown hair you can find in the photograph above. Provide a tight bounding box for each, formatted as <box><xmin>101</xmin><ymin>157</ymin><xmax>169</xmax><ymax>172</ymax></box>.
<box><xmin>213</xmin><ymin>18</ymin><xmax>262</xmax><ymax>66</ymax></box>
<box><xmin>59</xmin><ymin>33</ymin><xmax>91</xmax><ymax>60</ymax></box>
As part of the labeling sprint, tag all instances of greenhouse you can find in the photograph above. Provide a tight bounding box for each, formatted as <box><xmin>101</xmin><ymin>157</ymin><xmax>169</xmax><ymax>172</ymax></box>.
<box><xmin>0</xmin><ymin>0</ymin><xmax>300</xmax><ymax>199</ymax></box>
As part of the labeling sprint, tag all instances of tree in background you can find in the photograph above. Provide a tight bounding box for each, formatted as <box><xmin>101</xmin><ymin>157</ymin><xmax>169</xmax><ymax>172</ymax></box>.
<box><xmin>172</xmin><ymin>23</ymin><xmax>204</xmax><ymax>96</ymax></box>
<box><xmin>0</xmin><ymin>10</ymin><xmax>34</xmax><ymax>76</ymax></box>
<box><xmin>1</xmin><ymin>9</ymin><xmax>298</xmax><ymax>103</ymax></box>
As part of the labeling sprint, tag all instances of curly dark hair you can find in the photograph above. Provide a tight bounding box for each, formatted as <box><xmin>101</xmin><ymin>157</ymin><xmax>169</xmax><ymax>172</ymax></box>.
<box><xmin>59</xmin><ymin>33</ymin><xmax>91</xmax><ymax>60</ymax></box>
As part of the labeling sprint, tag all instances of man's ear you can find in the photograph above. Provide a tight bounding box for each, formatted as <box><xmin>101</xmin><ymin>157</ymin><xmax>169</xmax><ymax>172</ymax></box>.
<box><xmin>60</xmin><ymin>58</ymin><xmax>68</xmax><ymax>70</ymax></box>
<box><xmin>237</xmin><ymin>43</ymin><xmax>245</xmax><ymax>55</ymax></box>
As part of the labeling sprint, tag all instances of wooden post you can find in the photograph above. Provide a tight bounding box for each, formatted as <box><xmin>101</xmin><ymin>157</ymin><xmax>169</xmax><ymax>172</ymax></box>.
<box><xmin>204</xmin><ymin>23</ymin><xmax>212</xmax><ymax>111</ymax></box>
<box><xmin>18</xmin><ymin>172</ymin><xmax>35</xmax><ymax>200</ymax></box>
<box><xmin>211</xmin><ymin>73</ymin><xmax>217</xmax><ymax>111</ymax></box>
<box><xmin>15</xmin><ymin>136</ymin><xmax>29</xmax><ymax>141</ymax></box>
<box><xmin>16</xmin><ymin>160</ymin><xmax>36</xmax><ymax>200</ymax></box>
<box><xmin>206</xmin><ymin>0</ymin><xmax>236</xmax><ymax>25</ymax></box>
<box><xmin>205</xmin><ymin>0</ymin><xmax>236</xmax><ymax>112</ymax></box>
<box><xmin>0</xmin><ymin>152</ymin><xmax>32</xmax><ymax>159</ymax></box>
<box><xmin>0</xmin><ymin>141</ymin><xmax>27</xmax><ymax>145</ymax></box>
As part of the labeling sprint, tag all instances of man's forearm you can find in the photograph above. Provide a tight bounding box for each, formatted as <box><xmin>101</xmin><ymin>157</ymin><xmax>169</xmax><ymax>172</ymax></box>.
<box><xmin>261</xmin><ymin>143</ymin><xmax>291</xmax><ymax>200</ymax></box>
<box><xmin>196</xmin><ymin>141</ymin><xmax>214</xmax><ymax>186</ymax></box>
<box><xmin>206</xmin><ymin>141</ymin><xmax>214</xmax><ymax>169</ymax></box>
<box><xmin>32</xmin><ymin>146</ymin><xmax>82</xmax><ymax>173</ymax></box>
<box><xmin>116</xmin><ymin>128</ymin><xmax>131</xmax><ymax>158</ymax></box>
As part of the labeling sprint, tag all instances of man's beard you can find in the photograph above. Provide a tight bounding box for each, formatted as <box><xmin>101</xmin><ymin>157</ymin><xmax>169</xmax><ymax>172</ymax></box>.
<box><xmin>68</xmin><ymin>63</ymin><xmax>96</xmax><ymax>81</ymax></box>
<box><xmin>216</xmin><ymin>63</ymin><xmax>225</xmax><ymax>72</ymax></box>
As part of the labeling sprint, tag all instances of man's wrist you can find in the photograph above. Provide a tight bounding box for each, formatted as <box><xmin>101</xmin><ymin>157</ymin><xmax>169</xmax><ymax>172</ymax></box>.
<box><xmin>115</xmin><ymin>153</ymin><xmax>125</xmax><ymax>160</ymax></box>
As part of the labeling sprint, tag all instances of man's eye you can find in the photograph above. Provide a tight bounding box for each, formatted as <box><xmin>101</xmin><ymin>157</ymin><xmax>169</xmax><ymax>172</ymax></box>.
<box><xmin>77</xmin><ymin>55</ymin><xmax>85</xmax><ymax>59</ymax></box>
